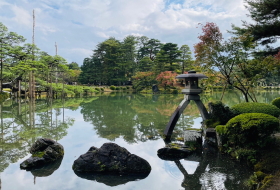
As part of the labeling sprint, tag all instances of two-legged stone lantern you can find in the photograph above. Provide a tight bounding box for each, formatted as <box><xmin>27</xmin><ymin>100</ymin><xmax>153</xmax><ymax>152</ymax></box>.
<box><xmin>164</xmin><ymin>71</ymin><xmax>209</xmax><ymax>141</ymax></box>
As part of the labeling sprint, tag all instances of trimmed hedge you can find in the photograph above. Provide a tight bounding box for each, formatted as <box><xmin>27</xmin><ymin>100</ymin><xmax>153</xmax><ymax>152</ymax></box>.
<box><xmin>231</xmin><ymin>102</ymin><xmax>280</xmax><ymax>118</ymax></box>
<box><xmin>272</xmin><ymin>97</ymin><xmax>280</xmax><ymax>109</ymax></box>
<box><xmin>0</xmin><ymin>92</ymin><xmax>9</xmax><ymax>102</ymax></box>
<box><xmin>224</xmin><ymin>113</ymin><xmax>279</xmax><ymax>148</ymax></box>
<box><xmin>109</xmin><ymin>85</ymin><xmax>116</xmax><ymax>90</ymax></box>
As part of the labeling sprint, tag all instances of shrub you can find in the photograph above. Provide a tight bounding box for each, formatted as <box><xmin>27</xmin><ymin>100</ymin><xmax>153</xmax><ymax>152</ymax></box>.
<box><xmin>234</xmin><ymin>148</ymin><xmax>257</xmax><ymax>165</ymax></box>
<box><xmin>0</xmin><ymin>92</ymin><xmax>9</xmax><ymax>102</ymax></box>
<box><xmin>231</xmin><ymin>102</ymin><xmax>280</xmax><ymax>118</ymax></box>
<box><xmin>110</xmin><ymin>85</ymin><xmax>116</xmax><ymax>90</ymax></box>
<box><xmin>100</xmin><ymin>88</ymin><xmax>104</xmax><ymax>91</ymax></box>
<box><xmin>272</xmin><ymin>97</ymin><xmax>280</xmax><ymax>109</ymax></box>
<box><xmin>205</xmin><ymin>101</ymin><xmax>236</xmax><ymax>128</ymax></box>
<box><xmin>126</xmin><ymin>86</ymin><xmax>130</xmax><ymax>89</ymax></box>
<box><xmin>95</xmin><ymin>87</ymin><xmax>100</xmax><ymax>91</ymax></box>
<box><xmin>115</xmin><ymin>87</ymin><xmax>120</xmax><ymax>90</ymax></box>
<box><xmin>224</xmin><ymin>113</ymin><xmax>279</xmax><ymax>149</ymax></box>
<box><xmin>122</xmin><ymin>87</ymin><xmax>127</xmax><ymax>90</ymax></box>
<box><xmin>172</xmin><ymin>89</ymin><xmax>178</xmax><ymax>94</ymax></box>
<box><xmin>216</xmin><ymin>125</ymin><xmax>227</xmax><ymax>134</ymax></box>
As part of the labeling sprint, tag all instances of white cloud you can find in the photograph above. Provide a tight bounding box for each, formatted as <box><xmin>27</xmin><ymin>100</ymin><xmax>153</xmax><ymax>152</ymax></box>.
<box><xmin>70</xmin><ymin>48</ymin><xmax>93</xmax><ymax>57</ymax></box>
<box><xmin>11</xmin><ymin>5</ymin><xmax>32</xmax><ymax>26</ymax></box>
<box><xmin>0</xmin><ymin>0</ymin><xmax>250</xmax><ymax>65</ymax></box>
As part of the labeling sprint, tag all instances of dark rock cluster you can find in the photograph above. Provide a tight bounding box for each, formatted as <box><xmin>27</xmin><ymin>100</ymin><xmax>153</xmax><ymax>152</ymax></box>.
<box><xmin>20</xmin><ymin>138</ymin><xmax>64</xmax><ymax>170</ymax></box>
<box><xmin>72</xmin><ymin>142</ymin><xmax>151</xmax><ymax>174</ymax></box>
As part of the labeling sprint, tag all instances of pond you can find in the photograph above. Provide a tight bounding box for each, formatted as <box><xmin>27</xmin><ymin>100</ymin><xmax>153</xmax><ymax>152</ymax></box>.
<box><xmin>1</xmin><ymin>90</ymin><xmax>280</xmax><ymax>190</ymax></box>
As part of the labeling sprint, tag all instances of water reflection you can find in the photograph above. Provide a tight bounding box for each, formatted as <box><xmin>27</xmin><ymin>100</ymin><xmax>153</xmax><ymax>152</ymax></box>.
<box><xmin>0</xmin><ymin>98</ymin><xmax>89</xmax><ymax>182</ymax></box>
<box><xmin>80</xmin><ymin>94</ymin><xmax>198</xmax><ymax>143</ymax></box>
<box><xmin>74</xmin><ymin>171</ymin><xmax>149</xmax><ymax>186</ymax></box>
<box><xmin>162</xmin><ymin>144</ymin><xmax>251</xmax><ymax>190</ymax></box>
<box><xmin>0</xmin><ymin>91</ymin><xmax>279</xmax><ymax>189</ymax></box>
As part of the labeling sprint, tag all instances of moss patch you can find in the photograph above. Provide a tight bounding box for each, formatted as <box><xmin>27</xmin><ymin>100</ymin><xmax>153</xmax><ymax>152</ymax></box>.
<box><xmin>32</xmin><ymin>151</ymin><xmax>45</xmax><ymax>158</ymax></box>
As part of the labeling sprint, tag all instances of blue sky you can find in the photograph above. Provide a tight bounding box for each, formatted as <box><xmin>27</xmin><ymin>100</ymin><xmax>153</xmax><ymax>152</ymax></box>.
<box><xmin>0</xmin><ymin>0</ymin><xmax>250</xmax><ymax>65</ymax></box>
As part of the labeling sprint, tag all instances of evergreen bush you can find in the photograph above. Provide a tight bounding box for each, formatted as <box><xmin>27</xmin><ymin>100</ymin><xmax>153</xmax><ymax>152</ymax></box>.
<box><xmin>231</xmin><ymin>102</ymin><xmax>280</xmax><ymax>118</ymax></box>
<box><xmin>110</xmin><ymin>85</ymin><xmax>116</xmax><ymax>90</ymax></box>
<box><xmin>172</xmin><ymin>89</ymin><xmax>178</xmax><ymax>94</ymax></box>
<box><xmin>224</xmin><ymin>113</ymin><xmax>279</xmax><ymax>149</ymax></box>
<box><xmin>272</xmin><ymin>97</ymin><xmax>280</xmax><ymax>109</ymax></box>
<box><xmin>0</xmin><ymin>92</ymin><xmax>9</xmax><ymax>102</ymax></box>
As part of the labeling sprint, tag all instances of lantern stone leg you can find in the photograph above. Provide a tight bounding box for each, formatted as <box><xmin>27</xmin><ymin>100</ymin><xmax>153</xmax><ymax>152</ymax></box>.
<box><xmin>164</xmin><ymin>94</ymin><xmax>209</xmax><ymax>140</ymax></box>
<box><xmin>164</xmin><ymin>97</ymin><xmax>191</xmax><ymax>139</ymax></box>
<box><xmin>193</xmin><ymin>99</ymin><xmax>209</xmax><ymax>121</ymax></box>
<box><xmin>163</xmin><ymin>71</ymin><xmax>209</xmax><ymax>141</ymax></box>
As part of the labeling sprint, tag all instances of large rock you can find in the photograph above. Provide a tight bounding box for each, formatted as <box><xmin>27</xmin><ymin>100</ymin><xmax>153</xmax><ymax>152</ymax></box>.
<box><xmin>30</xmin><ymin>158</ymin><xmax>63</xmax><ymax>177</ymax></box>
<box><xmin>20</xmin><ymin>138</ymin><xmax>64</xmax><ymax>170</ymax></box>
<box><xmin>72</xmin><ymin>142</ymin><xmax>151</xmax><ymax>174</ymax></box>
<box><xmin>74</xmin><ymin>171</ymin><xmax>149</xmax><ymax>186</ymax></box>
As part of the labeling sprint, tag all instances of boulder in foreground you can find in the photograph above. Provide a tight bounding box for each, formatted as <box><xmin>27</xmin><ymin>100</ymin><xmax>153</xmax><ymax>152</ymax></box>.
<box><xmin>72</xmin><ymin>142</ymin><xmax>151</xmax><ymax>175</ymax></box>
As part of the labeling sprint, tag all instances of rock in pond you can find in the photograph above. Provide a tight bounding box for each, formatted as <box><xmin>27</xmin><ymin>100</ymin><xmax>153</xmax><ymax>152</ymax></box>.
<box><xmin>72</xmin><ymin>142</ymin><xmax>151</xmax><ymax>175</ymax></box>
<box><xmin>157</xmin><ymin>147</ymin><xmax>192</xmax><ymax>161</ymax></box>
<box><xmin>74</xmin><ymin>171</ymin><xmax>149</xmax><ymax>186</ymax></box>
<box><xmin>20</xmin><ymin>138</ymin><xmax>64</xmax><ymax>170</ymax></box>
<box><xmin>31</xmin><ymin>157</ymin><xmax>63</xmax><ymax>177</ymax></box>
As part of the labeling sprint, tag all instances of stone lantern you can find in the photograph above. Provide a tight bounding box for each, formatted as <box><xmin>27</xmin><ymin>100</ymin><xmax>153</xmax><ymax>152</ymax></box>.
<box><xmin>164</xmin><ymin>71</ymin><xmax>209</xmax><ymax>140</ymax></box>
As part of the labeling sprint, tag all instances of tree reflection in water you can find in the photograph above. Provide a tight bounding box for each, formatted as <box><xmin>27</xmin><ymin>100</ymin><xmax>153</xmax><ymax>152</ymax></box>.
<box><xmin>0</xmin><ymin>97</ymin><xmax>90</xmax><ymax>183</ymax></box>
<box><xmin>80</xmin><ymin>94</ymin><xmax>199</xmax><ymax>143</ymax></box>
<box><xmin>162</xmin><ymin>143</ymin><xmax>251</xmax><ymax>189</ymax></box>
<box><xmin>0</xmin><ymin>91</ymin><xmax>278</xmax><ymax>189</ymax></box>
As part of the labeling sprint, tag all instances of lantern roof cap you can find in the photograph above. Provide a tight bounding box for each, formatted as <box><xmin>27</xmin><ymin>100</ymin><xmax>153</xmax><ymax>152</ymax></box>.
<box><xmin>176</xmin><ymin>70</ymin><xmax>208</xmax><ymax>79</ymax></box>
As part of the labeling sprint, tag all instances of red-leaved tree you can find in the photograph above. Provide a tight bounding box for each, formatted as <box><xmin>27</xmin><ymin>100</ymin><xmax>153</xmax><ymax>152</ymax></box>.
<box><xmin>156</xmin><ymin>71</ymin><xmax>178</xmax><ymax>90</ymax></box>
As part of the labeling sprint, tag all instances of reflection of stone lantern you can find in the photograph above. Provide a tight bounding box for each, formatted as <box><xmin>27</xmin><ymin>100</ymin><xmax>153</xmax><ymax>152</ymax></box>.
<box><xmin>164</xmin><ymin>71</ymin><xmax>209</xmax><ymax>140</ymax></box>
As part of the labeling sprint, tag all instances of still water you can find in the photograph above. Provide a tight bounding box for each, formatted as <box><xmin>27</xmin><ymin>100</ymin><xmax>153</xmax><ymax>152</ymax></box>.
<box><xmin>1</xmin><ymin>90</ymin><xmax>280</xmax><ymax>190</ymax></box>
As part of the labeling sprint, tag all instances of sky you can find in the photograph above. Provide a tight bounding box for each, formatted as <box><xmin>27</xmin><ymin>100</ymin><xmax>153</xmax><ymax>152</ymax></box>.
<box><xmin>0</xmin><ymin>0</ymin><xmax>251</xmax><ymax>65</ymax></box>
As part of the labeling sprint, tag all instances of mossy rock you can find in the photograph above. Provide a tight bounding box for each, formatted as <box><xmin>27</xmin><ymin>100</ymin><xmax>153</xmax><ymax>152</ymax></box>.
<box><xmin>72</xmin><ymin>143</ymin><xmax>151</xmax><ymax>174</ymax></box>
<box><xmin>231</xmin><ymin>102</ymin><xmax>280</xmax><ymax>118</ymax></box>
<box><xmin>20</xmin><ymin>138</ymin><xmax>64</xmax><ymax>170</ymax></box>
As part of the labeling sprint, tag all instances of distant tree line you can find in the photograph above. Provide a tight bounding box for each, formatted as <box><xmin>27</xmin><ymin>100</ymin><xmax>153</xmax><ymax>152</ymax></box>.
<box><xmin>78</xmin><ymin>36</ymin><xmax>193</xmax><ymax>86</ymax></box>
<box><xmin>0</xmin><ymin>22</ymin><xmax>81</xmax><ymax>93</ymax></box>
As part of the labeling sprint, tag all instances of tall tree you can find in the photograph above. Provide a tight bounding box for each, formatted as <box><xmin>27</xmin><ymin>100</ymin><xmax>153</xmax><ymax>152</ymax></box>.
<box><xmin>137</xmin><ymin>37</ymin><xmax>162</xmax><ymax>61</ymax></box>
<box><xmin>137</xmin><ymin>56</ymin><xmax>153</xmax><ymax>72</ymax></box>
<box><xmin>179</xmin><ymin>45</ymin><xmax>193</xmax><ymax>73</ymax></box>
<box><xmin>194</xmin><ymin>22</ymin><xmax>265</xmax><ymax>102</ymax></box>
<box><xmin>159</xmin><ymin>43</ymin><xmax>182</xmax><ymax>71</ymax></box>
<box><xmin>94</xmin><ymin>37</ymin><xmax>122</xmax><ymax>85</ymax></box>
<box><xmin>0</xmin><ymin>22</ymin><xmax>25</xmax><ymax>92</ymax></box>
<box><xmin>242</xmin><ymin>0</ymin><xmax>280</xmax><ymax>56</ymax></box>
<box><xmin>67</xmin><ymin>62</ymin><xmax>80</xmax><ymax>70</ymax></box>
<box><xmin>120</xmin><ymin>35</ymin><xmax>138</xmax><ymax>81</ymax></box>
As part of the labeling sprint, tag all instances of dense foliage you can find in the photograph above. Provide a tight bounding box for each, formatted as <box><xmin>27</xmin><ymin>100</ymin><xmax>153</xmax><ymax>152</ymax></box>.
<box><xmin>222</xmin><ymin>113</ymin><xmax>279</xmax><ymax>149</ymax></box>
<box><xmin>0</xmin><ymin>22</ymin><xmax>84</xmax><ymax>98</ymax></box>
<box><xmin>78</xmin><ymin>36</ymin><xmax>193</xmax><ymax>87</ymax></box>
<box><xmin>205</xmin><ymin>101</ymin><xmax>236</xmax><ymax>128</ymax></box>
<box><xmin>243</xmin><ymin>0</ymin><xmax>280</xmax><ymax>56</ymax></box>
<box><xmin>271</xmin><ymin>97</ymin><xmax>280</xmax><ymax>109</ymax></box>
<box><xmin>231</xmin><ymin>102</ymin><xmax>280</xmax><ymax>118</ymax></box>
